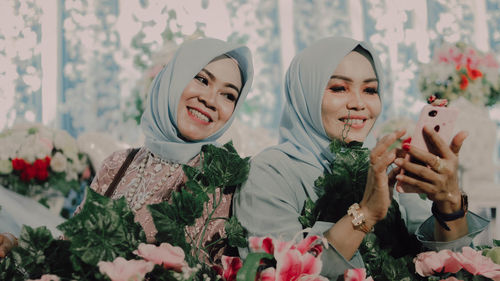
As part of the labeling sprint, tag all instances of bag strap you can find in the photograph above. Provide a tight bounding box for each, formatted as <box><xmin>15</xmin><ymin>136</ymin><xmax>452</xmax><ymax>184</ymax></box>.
<box><xmin>104</xmin><ymin>148</ymin><xmax>140</xmax><ymax>198</ymax></box>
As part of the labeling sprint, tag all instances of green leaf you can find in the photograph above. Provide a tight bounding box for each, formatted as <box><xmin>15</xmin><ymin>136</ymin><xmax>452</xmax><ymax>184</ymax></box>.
<box><xmin>298</xmin><ymin>197</ymin><xmax>317</xmax><ymax>229</ymax></box>
<box><xmin>494</xmin><ymin>239</ymin><xmax>500</xmax><ymax>247</ymax></box>
<box><xmin>57</xmin><ymin>187</ymin><xmax>146</xmax><ymax>266</ymax></box>
<box><xmin>149</xmin><ymin>202</ymin><xmax>191</xmax><ymax>253</ymax></box>
<box><xmin>225</xmin><ymin>216</ymin><xmax>248</xmax><ymax>248</ymax></box>
<box><xmin>236</xmin><ymin>252</ymin><xmax>274</xmax><ymax>281</ymax></box>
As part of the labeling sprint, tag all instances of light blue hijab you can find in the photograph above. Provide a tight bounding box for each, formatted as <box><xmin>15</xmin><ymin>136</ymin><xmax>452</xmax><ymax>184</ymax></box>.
<box><xmin>140</xmin><ymin>38</ymin><xmax>253</xmax><ymax>164</ymax></box>
<box><xmin>277</xmin><ymin>36</ymin><xmax>384</xmax><ymax>173</ymax></box>
<box><xmin>234</xmin><ymin>37</ymin><xmax>384</xmax><ymax>242</ymax></box>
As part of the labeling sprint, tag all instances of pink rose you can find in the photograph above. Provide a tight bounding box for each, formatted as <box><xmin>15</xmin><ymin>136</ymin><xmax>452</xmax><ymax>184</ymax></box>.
<box><xmin>27</xmin><ymin>274</ymin><xmax>60</xmax><ymax>281</ymax></box>
<box><xmin>414</xmin><ymin>250</ymin><xmax>462</xmax><ymax>277</ymax></box>
<box><xmin>133</xmin><ymin>242</ymin><xmax>186</xmax><ymax>272</ymax></box>
<box><xmin>344</xmin><ymin>268</ymin><xmax>374</xmax><ymax>281</ymax></box>
<box><xmin>454</xmin><ymin>247</ymin><xmax>500</xmax><ymax>279</ymax></box>
<box><xmin>98</xmin><ymin>257</ymin><xmax>154</xmax><ymax>281</ymax></box>
<box><xmin>221</xmin><ymin>255</ymin><xmax>243</xmax><ymax>281</ymax></box>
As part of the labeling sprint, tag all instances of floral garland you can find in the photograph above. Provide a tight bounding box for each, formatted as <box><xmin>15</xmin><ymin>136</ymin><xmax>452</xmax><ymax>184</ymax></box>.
<box><xmin>418</xmin><ymin>41</ymin><xmax>500</xmax><ymax>107</ymax></box>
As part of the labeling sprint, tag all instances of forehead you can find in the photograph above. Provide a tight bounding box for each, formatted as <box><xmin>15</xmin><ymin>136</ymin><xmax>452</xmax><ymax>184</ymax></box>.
<box><xmin>204</xmin><ymin>57</ymin><xmax>242</xmax><ymax>86</ymax></box>
<box><xmin>332</xmin><ymin>51</ymin><xmax>377</xmax><ymax>80</ymax></box>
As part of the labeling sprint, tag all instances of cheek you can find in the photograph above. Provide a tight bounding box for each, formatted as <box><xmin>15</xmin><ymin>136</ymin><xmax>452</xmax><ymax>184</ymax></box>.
<box><xmin>218</xmin><ymin>99</ymin><xmax>236</xmax><ymax>122</ymax></box>
<box><xmin>367</xmin><ymin>97</ymin><xmax>382</xmax><ymax>117</ymax></box>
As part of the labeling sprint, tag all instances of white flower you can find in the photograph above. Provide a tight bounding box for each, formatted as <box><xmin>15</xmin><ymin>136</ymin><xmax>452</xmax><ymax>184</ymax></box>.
<box><xmin>50</xmin><ymin>152</ymin><xmax>68</xmax><ymax>173</ymax></box>
<box><xmin>0</xmin><ymin>159</ymin><xmax>13</xmax><ymax>174</ymax></box>
<box><xmin>53</xmin><ymin>130</ymin><xmax>79</xmax><ymax>159</ymax></box>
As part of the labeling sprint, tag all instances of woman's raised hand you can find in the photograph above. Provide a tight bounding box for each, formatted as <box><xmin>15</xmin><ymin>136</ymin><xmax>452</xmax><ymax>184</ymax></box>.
<box><xmin>0</xmin><ymin>233</ymin><xmax>18</xmax><ymax>258</ymax></box>
<box><xmin>360</xmin><ymin>130</ymin><xmax>406</xmax><ymax>227</ymax></box>
<box><xmin>394</xmin><ymin>126</ymin><xmax>468</xmax><ymax>213</ymax></box>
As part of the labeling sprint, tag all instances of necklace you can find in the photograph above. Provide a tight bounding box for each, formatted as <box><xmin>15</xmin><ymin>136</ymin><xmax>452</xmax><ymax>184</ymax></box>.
<box><xmin>125</xmin><ymin>150</ymin><xmax>180</xmax><ymax>211</ymax></box>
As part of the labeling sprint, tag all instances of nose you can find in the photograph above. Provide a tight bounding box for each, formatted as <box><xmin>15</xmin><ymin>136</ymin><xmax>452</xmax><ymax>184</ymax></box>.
<box><xmin>198</xmin><ymin>87</ymin><xmax>217</xmax><ymax>111</ymax></box>
<box><xmin>347</xmin><ymin>89</ymin><xmax>366</xmax><ymax>110</ymax></box>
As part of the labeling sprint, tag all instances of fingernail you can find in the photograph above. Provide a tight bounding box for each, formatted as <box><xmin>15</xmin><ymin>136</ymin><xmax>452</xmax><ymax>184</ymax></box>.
<box><xmin>396</xmin><ymin>175</ymin><xmax>403</xmax><ymax>180</ymax></box>
<box><xmin>394</xmin><ymin>158</ymin><xmax>403</xmax><ymax>166</ymax></box>
<box><xmin>402</xmin><ymin>143</ymin><xmax>410</xmax><ymax>151</ymax></box>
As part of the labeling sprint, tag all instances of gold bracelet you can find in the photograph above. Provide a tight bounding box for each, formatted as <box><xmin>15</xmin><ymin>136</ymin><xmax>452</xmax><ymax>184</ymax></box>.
<box><xmin>347</xmin><ymin>203</ymin><xmax>373</xmax><ymax>234</ymax></box>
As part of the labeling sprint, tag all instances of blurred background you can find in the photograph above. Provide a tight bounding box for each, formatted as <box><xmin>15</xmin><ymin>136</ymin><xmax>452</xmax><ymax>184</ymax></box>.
<box><xmin>0</xmin><ymin>0</ymin><xmax>500</xmax><ymax>240</ymax></box>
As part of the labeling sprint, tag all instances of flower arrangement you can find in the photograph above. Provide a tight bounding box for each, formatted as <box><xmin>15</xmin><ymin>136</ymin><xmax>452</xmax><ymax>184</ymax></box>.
<box><xmin>219</xmin><ymin>230</ymin><xmax>328</xmax><ymax>281</ymax></box>
<box><xmin>418</xmin><ymin>41</ymin><xmax>500</xmax><ymax>107</ymax></box>
<box><xmin>0</xmin><ymin>123</ymin><xmax>92</xmax><ymax>216</ymax></box>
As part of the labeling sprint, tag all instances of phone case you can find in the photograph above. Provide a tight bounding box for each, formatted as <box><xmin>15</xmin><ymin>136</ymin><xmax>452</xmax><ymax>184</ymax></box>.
<box><xmin>396</xmin><ymin>105</ymin><xmax>459</xmax><ymax>193</ymax></box>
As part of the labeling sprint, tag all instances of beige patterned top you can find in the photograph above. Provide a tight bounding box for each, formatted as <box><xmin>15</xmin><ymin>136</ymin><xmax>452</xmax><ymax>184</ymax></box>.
<box><xmin>75</xmin><ymin>147</ymin><xmax>233</xmax><ymax>264</ymax></box>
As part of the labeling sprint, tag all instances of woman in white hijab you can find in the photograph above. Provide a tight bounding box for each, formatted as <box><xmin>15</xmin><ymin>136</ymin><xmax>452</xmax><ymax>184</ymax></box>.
<box><xmin>0</xmin><ymin>38</ymin><xmax>254</xmax><ymax>265</ymax></box>
<box><xmin>234</xmin><ymin>36</ymin><xmax>488</xmax><ymax>279</ymax></box>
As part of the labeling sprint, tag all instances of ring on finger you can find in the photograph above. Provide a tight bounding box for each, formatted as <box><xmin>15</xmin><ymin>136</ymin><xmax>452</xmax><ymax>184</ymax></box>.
<box><xmin>433</xmin><ymin>155</ymin><xmax>445</xmax><ymax>173</ymax></box>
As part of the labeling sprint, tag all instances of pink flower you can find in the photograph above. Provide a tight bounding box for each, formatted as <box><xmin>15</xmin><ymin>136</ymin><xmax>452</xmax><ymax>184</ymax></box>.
<box><xmin>454</xmin><ymin>247</ymin><xmax>500</xmax><ymax>279</ymax></box>
<box><xmin>98</xmin><ymin>257</ymin><xmax>154</xmax><ymax>281</ymax></box>
<box><xmin>133</xmin><ymin>242</ymin><xmax>186</xmax><ymax>272</ymax></box>
<box><xmin>414</xmin><ymin>250</ymin><xmax>462</xmax><ymax>277</ymax></box>
<box><xmin>296</xmin><ymin>273</ymin><xmax>330</xmax><ymax>281</ymax></box>
<box><xmin>440</xmin><ymin>277</ymin><xmax>462</xmax><ymax>281</ymax></box>
<box><xmin>221</xmin><ymin>256</ymin><xmax>243</xmax><ymax>281</ymax></box>
<box><xmin>344</xmin><ymin>268</ymin><xmax>374</xmax><ymax>281</ymax></box>
<box><xmin>250</xmin><ymin>234</ymin><xmax>325</xmax><ymax>281</ymax></box>
<box><xmin>27</xmin><ymin>274</ymin><xmax>60</xmax><ymax>281</ymax></box>
<box><xmin>258</xmin><ymin>267</ymin><xmax>276</xmax><ymax>281</ymax></box>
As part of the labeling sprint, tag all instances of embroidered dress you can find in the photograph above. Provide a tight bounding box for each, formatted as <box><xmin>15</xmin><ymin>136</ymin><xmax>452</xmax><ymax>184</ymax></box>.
<box><xmin>76</xmin><ymin>147</ymin><xmax>233</xmax><ymax>263</ymax></box>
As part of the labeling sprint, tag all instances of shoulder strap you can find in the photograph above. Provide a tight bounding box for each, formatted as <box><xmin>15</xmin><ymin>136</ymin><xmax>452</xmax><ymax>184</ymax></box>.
<box><xmin>104</xmin><ymin>148</ymin><xmax>140</xmax><ymax>198</ymax></box>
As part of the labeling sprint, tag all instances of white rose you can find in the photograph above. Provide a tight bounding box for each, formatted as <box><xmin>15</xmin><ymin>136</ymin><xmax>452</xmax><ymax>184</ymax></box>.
<box><xmin>0</xmin><ymin>159</ymin><xmax>13</xmax><ymax>174</ymax></box>
<box><xmin>53</xmin><ymin>130</ymin><xmax>79</xmax><ymax>159</ymax></box>
<box><xmin>50</xmin><ymin>152</ymin><xmax>67</xmax><ymax>173</ymax></box>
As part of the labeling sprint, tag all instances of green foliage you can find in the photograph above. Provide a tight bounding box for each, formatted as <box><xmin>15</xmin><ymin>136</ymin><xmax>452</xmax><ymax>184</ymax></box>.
<box><xmin>302</xmin><ymin>139</ymin><xmax>424</xmax><ymax>280</ymax></box>
<box><xmin>0</xmin><ymin>142</ymin><xmax>250</xmax><ymax>280</ymax></box>
<box><xmin>225</xmin><ymin>216</ymin><xmax>248</xmax><ymax>248</ymax></box>
<box><xmin>58</xmin><ymin>187</ymin><xmax>147</xmax><ymax>266</ymax></box>
<box><xmin>150</xmin><ymin>141</ymin><xmax>250</xmax><ymax>266</ymax></box>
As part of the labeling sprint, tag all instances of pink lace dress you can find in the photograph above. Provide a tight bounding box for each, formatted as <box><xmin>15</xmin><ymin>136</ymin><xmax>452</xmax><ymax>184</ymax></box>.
<box><xmin>76</xmin><ymin>147</ymin><xmax>233</xmax><ymax>264</ymax></box>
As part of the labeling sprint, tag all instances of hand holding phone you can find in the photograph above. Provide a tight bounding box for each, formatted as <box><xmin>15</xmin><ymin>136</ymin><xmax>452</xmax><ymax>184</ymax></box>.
<box><xmin>396</xmin><ymin>105</ymin><xmax>459</xmax><ymax>193</ymax></box>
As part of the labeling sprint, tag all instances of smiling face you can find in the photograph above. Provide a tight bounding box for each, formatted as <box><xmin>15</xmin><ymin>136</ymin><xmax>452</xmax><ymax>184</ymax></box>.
<box><xmin>177</xmin><ymin>56</ymin><xmax>242</xmax><ymax>141</ymax></box>
<box><xmin>321</xmin><ymin>51</ymin><xmax>382</xmax><ymax>143</ymax></box>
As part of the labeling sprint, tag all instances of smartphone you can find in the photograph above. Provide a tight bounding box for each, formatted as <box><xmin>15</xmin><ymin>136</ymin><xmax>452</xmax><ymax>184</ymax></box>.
<box><xmin>396</xmin><ymin>105</ymin><xmax>459</xmax><ymax>193</ymax></box>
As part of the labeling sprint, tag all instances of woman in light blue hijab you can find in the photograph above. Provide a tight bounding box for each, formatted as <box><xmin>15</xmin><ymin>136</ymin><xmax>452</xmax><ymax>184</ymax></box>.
<box><xmin>0</xmin><ymin>38</ymin><xmax>254</xmax><ymax>261</ymax></box>
<box><xmin>234</xmin><ymin>36</ymin><xmax>487</xmax><ymax>279</ymax></box>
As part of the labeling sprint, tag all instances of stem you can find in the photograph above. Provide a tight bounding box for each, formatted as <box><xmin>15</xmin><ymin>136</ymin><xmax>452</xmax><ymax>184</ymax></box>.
<box><xmin>195</xmin><ymin>188</ymin><xmax>224</xmax><ymax>260</ymax></box>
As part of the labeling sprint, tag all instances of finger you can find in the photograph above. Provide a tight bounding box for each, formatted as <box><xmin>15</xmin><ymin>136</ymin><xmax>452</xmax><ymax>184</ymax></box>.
<box><xmin>388</xmin><ymin>166</ymin><xmax>401</xmax><ymax>187</ymax></box>
<box><xmin>450</xmin><ymin>131</ymin><xmax>468</xmax><ymax>155</ymax></box>
<box><xmin>422</xmin><ymin>126</ymin><xmax>453</xmax><ymax>159</ymax></box>
<box><xmin>372</xmin><ymin>149</ymin><xmax>397</xmax><ymax>173</ymax></box>
<box><xmin>404</xmin><ymin>143</ymin><xmax>453</xmax><ymax>175</ymax></box>
<box><xmin>395</xmin><ymin>173</ymin><xmax>436</xmax><ymax>194</ymax></box>
<box><xmin>372</xmin><ymin>130</ymin><xmax>406</xmax><ymax>157</ymax></box>
<box><xmin>394</xmin><ymin>157</ymin><xmax>441</xmax><ymax>183</ymax></box>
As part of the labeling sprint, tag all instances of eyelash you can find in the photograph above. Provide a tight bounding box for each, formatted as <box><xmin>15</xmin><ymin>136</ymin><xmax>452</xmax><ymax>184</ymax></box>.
<box><xmin>194</xmin><ymin>74</ymin><xmax>208</xmax><ymax>85</ymax></box>
<box><xmin>223</xmin><ymin>93</ymin><xmax>237</xmax><ymax>102</ymax></box>
<box><xmin>329</xmin><ymin>85</ymin><xmax>378</xmax><ymax>95</ymax></box>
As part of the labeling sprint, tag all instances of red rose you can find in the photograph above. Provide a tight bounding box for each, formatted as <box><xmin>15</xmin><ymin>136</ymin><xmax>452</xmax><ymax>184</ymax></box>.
<box><xmin>33</xmin><ymin>158</ymin><xmax>47</xmax><ymax>170</ymax></box>
<box><xmin>459</xmin><ymin>74</ymin><xmax>469</xmax><ymax>90</ymax></box>
<box><xmin>44</xmin><ymin>156</ymin><xmax>51</xmax><ymax>167</ymax></box>
<box><xmin>467</xmin><ymin>66</ymin><xmax>483</xmax><ymax>80</ymax></box>
<box><xmin>20</xmin><ymin>164</ymin><xmax>36</xmax><ymax>182</ymax></box>
<box><xmin>12</xmin><ymin>158</ymin><xmax>27</xmax><ymax>171</ymax></box>
<box><xmin>35</xmin><ymin>169</ymin><xmax>49</xmax><ymax>181</ymax></box>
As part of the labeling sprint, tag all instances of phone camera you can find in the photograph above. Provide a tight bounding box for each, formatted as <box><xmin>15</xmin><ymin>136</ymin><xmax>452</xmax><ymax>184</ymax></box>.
<box><xmin>429</xmin><ymin>110</ymin><xmax>438</xmax><ymax>117</ymax></box>
<box><xmin>434</xmin><ymin>125</ymin><xmax>440</xmax><ymax>132</ymax></box>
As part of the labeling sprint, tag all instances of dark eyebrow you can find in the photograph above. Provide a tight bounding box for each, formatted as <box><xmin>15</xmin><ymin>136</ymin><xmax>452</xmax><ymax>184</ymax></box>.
<box><xmin>330</xmin><ymin>75</ymin><xmax>378</xmax><ymax>83</ymax></box>
<box><xmin>200</xmin><ymin>68</ymin><xmax>241</xmax><ymax>93</ymax></box>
